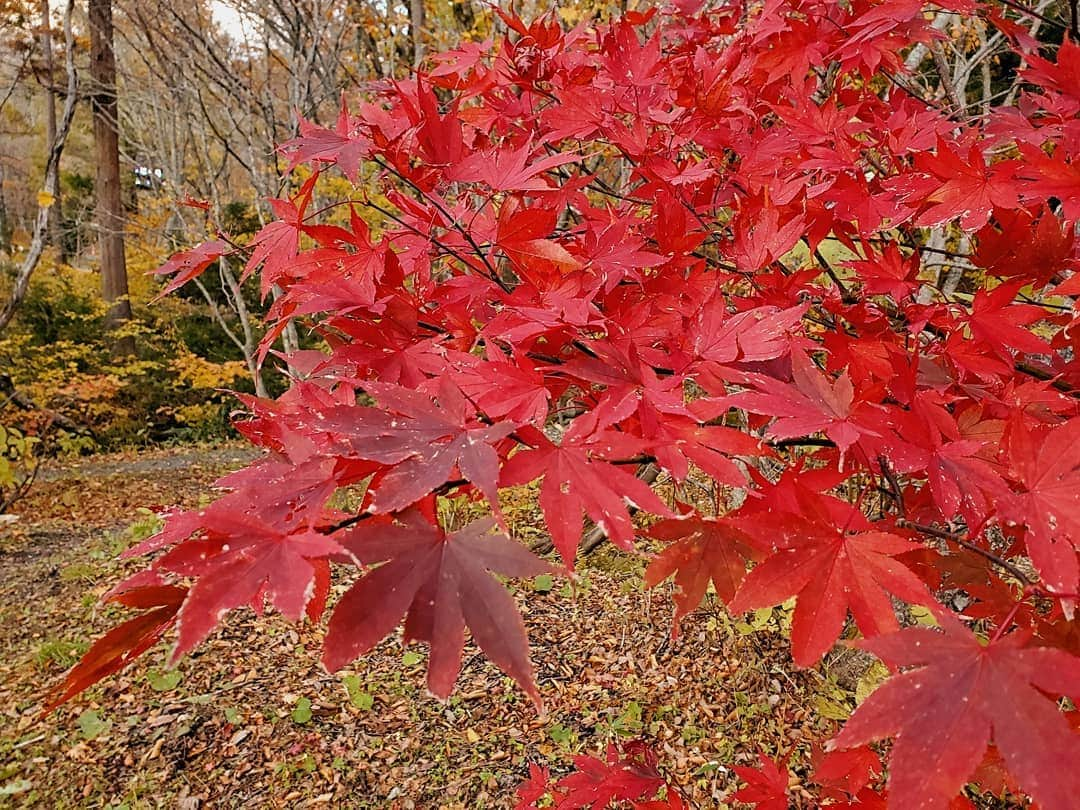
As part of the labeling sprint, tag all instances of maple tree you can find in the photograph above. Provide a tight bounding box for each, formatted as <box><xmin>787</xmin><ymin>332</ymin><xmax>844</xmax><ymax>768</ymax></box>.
<box><xmin>47</xmin><ymin>1</ymin><xmax>1080</xmax><ymax>807</ymax></box>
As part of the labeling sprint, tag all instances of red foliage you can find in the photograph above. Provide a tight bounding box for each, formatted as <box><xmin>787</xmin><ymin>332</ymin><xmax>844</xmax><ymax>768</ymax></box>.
<box><xmin>58</xmin><ymin>2</ymin><xmax>1080</xmax><ymax>807</ymax></box>
<box><xmin>515</xmin><ymin>741</ymin><xmax>683</xmax><ymax>810</ymax></box>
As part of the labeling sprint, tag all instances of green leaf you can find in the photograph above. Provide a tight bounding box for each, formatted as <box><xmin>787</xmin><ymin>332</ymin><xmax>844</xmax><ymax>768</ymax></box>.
<box><xmin>815</xmin><ymin>694</ymin><xmax>851</xmax><ymax>720</ymax></box>
<box><xmin>223</xmin><ymin>707</ymin><xmax>241</xmax><ymax>724</ymax></box>
<box><xmin>612</xmin><ymin>701</ymin><xmax>643</xmax><ymax>736</ymax></box>
<box><xmin>532</xmin><ymin>573</ymin><xmax>554</xmax><ymax>593</ymax></box>
<box><xmin>549</xmin><ymin>723</ymin><xmax>575</xmax><ymax>749</ymax></box>
<box><xmin>146</xmin><ymin>668</ymin><xmax>182</xmax><ymax>692</ymax></box>
<box><xmin>77</xmin><ymin>709</ymin><xmax>111</xmax><ymax>740</ymax></box>
<box><xmin>402</xmin><ymin>650</ymin><xmax>423</xmax><ymax>667</ymax></box>
<box><xmin>342</xmin><ymin>674</ymin><xmax>374</xmax><ymax>710</ymax></box>
<box><xmin>751</xmin><ymin>607</ymin><xmax>773</xmax><ymax>630</ymax></box>
<box><xmin>855</xmin><ymin>661</ymin><xmax>891</xmax><ymax>704</ymax></box>
<box><xmin>291</xmin><ymin>697</ymin><xmax>312</xmax><ymax>725</ymax></box>
<box><xmin>910</xmin><ymin>605</ymin><xmax>939</xmax><ymax>627</ymax></box>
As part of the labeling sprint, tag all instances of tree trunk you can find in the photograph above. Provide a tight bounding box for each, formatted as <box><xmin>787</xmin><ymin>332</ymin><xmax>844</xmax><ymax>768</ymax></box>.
<box><xmin>40</xmin><ymin>0</ymin><xmax>63</xmax><ymax>258</ymax></box>
<box><xmin>410</xmin><ymin>0</ymin><xmax>425</xmax><ymax>67</ymax></box>
<box><xmin>0</xmin><ymin>0</ymin><xmax>78</xmax><ymax>334</ymax></box>
<box><xmin>89</xmin><ymin>0</ymin><xmax>132</xmax><ymax>347</ymax></box>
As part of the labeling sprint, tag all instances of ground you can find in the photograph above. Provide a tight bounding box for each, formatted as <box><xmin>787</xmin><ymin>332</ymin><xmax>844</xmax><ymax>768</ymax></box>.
<box><xmin>0</xmin><ymin>445</ymin><xmax>856</xmax><ymax>808</ymax></box>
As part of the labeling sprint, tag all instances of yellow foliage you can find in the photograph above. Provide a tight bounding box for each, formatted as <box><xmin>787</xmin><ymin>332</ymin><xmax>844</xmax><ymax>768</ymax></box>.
<box><xmin>170</xmin><ymin>352</ymin><xmax>248</xmax><ymax>390</ymax></box>
<box><xmin>172</xmin><ymin>403</ymin><xmax>221</xmax><ymax>426</ymax></box>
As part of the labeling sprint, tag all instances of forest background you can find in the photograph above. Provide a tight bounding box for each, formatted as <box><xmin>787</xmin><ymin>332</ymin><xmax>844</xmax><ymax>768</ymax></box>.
<box><xmin>1</xmin><ymin>0</ymin><xmax>537</xmax><ymax>483</ymax></box>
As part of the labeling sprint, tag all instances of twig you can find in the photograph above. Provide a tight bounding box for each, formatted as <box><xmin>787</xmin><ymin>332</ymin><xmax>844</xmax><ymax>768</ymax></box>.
<box><xmin>895</xmin><ymin>518</ymin><xmax>1035</xmax><ymax>587</ymax></box>
<box><xmin>878</xmin><ymin>457</ymin><xmax>1034</xmax><ymax>586</ymax></box>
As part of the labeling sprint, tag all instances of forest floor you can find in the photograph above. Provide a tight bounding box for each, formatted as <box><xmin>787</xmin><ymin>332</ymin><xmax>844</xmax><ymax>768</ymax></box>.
<box><xmin>0</xmin><ymin>445</ymin><xmax>859</xmax><ymax>809</ymax></box>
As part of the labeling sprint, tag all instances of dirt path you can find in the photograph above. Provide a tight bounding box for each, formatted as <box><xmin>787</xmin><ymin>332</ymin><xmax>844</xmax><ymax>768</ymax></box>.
<box><xmin>0</xmin><ymin>445</ymin><xmax>821</xmax><ymax>809</ymax></box>
<box><xmin>36</xmin><ymin>445</ymin><xmax>262</xmax><ymax>483</ymax></box>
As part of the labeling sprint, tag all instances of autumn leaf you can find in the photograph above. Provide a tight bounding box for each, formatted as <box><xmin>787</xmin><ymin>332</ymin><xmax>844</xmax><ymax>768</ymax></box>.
<box><xmin>644</xmin><ymin>515</ymin><xmax>754</xmax><ymax>634</ymax></box>
<box><xmin>500</xmin><ymin>420</ymin><xmax>674</xmax><ymax>567</ymax></box>
<box><xmin>833</xmin><ymin>613</ymin><xmax>1080</xmax><ymax>810</ymax></box>
<box><xmin>43</xmin><ymin>575</ymin><xmax>187</xmax><ymax>713</ymax></box>
<box><xmin>733</xmin><ymin>754</ymin><xmax>789</xmax><ymax>810</ymax></box>
<box><xmin>152</xmin><ymin>240</ymin><xmax>229</xmax><ymax>298</ymax></box>
<box><xmin>729</xmin><ymin>498</ymin><xmax>936</xmax><ymax>667</ymax></box>
<box><xmin>323</xmin><ymin>511</ymin><xmax>555</xmax><ymax>707</ymax></box>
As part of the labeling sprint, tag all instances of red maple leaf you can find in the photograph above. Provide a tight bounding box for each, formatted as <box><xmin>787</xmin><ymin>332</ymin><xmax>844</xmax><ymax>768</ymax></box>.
<box><xmin>644</xmin><ymin>515</ymin><xmax>754</xmax><ymax>633</ymax></box>
<box><xmin>963</xmin><ymin>281</ymin><xmax>1049</xmax><ymax>360</ymax></box>
<box><xmin>1022</xmin><ymin>36</ymin><xmax>1080</xmax><ymax>106</ymax></box>
<box><xmin>554</xmin><ymin>742</ymin><xmax>671</xmax><ymax>809</ymax></box>
<box><xmin>812</xmin><ymin>745</ymin><xmax>882</xmax><ymax>800</ymax></box>
<box><xmin>323</xmin><ymin>511</ymin><xmax>554</xmax><ymax>706</ymax></box>
<box><xmin>449</xmin><ymin>138</ymin><xmax>577</xmax><ymax>192</ymax></box>
<box><xmin>733</xmin><ymin>754</ymin><xmax>789</xmax><ymax>810</ymax></box>
<box><xmin>152</xmin><ymin>239</ymin><xmax>229</xmax><ymax>298</ymax></box>
<box><xmin>161</xmin><ymin>513</ymin><xmax>342</xmax><ymax>659</ymax></box>
<box><xmin>846</xmin><ymin>243</ymin><xmax>920</xmax><ymax>301</ymax></box>
<box><xmin>515</xmin><ymin>763</ymin><xmax>551</xmax><ymax>810</ymax></box>
<box><xmin>1000</xmin><ymin>416</ymin><xmax>1080</xmax><ymax>597</ymax></box>
<box><xmin>320</xmin><ymin>379</ymin><xmax>515</xmax><ymax>515</ymax></box>
<box><xmin>43</xmin><ymin>574</ymin><xmax>187</xmax><ymax>713</ymax></box>
<box><xmin>244</xmin><ymin>173</ymin><xmax>318</xmax><ymax>292</ymax></box>
<box><xmin>972</xmin><ymin>207</ymin><xmax>1078</xmax><ymax>285</ymax></box>
<box><xmin>279</xmin><ymin>98</ymin><xmax>369</xmax><ymax>182</ymax></box>
<box><xmin>287</xmin><ymin>207</ymin><xmax>388</xmax><ymax>308</ymax></box>
<box><xmin>833</xmin><ymin>613</ymin><xmax>1080</xmax><ymax>810</ymax></box>
<box><xmin>500</xmin><ymin>419</ymin><xmax>674</xmax><ymax>566</ymax></box>
<box><xmin>912</xmin><ymin>139</ymin><xmax>1019</xmax><ymax>230</ymax></box>
<box><xmin>689</xmin><ymin>300</ymin><xmax>807</xmax><ymax>367</ymax></box>
<box><xmin>725</xmin><ymin>351</ymin><xmax>878</xmax><ymax>454</ymax></box>
<box><xmin>495</xmin><ymin>196</ymin><xmax>580</xmax><ymax>273</ymax></box>
<box><xmin>729</xmin><ymin>491</ymin><xmax>936</xmax><ymax>666</ymax></box>
<box><xmin>1015</xmin><ymin>143</ymin><xmax>1080</xmax><ymax>220</ymax></box>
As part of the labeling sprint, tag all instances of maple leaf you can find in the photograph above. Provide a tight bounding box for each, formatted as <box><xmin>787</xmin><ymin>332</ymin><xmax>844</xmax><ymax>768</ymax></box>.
<box><xmin>43</xmin><ymin>575</ymin><xmax>187</xmax><ymax>713</ymax></box>
<box><xmin>452</xmin><ymin>352</ymin><xmax>552</xmax><ymax>425</ymax></box>
<box><xmin>515</xmin><ymin>763</ymin><xmax>551</xmax><ymax>810</ymax></box>
<box><xmin>812</xmin><ymin>745</ymin><xmax>882</xmax><ymax>800</ymax></box>
<box><xmin>733</xmin><ymin>754</ymin><xmax>789</xmax><ymax>810</ymax></box>
<box><xmin>725</xmin><ymin>351</ymin><xmax>877</xmax><ymax>454</ymax></box>
<box><xmin>553</xmin><ymin>742</ymin><xmax>672</xmax><ymax>809</ymax></box>
<box><xmin>285</xmin><ymin>207</ymin><xmax>387</xmax><ymax>308</ymax></box>
<box><xmin>279</xmin><ymin>99</ymin><xmax>369</xmax><ymax>182</ymax></box>
<box><xmin>449</xmin><ymin>139</ymin><xmax>577</xmax><ymax>192</ymax></box>
<box><xmin>323</xmin><ymin>512</ymin><xmax>554</xmax><ymax>706</ymax></box>
<box><xmin>963</xmin><ymin>281</ymin><xmax>1049</xmax><ymax>360</ymax></box>
<box><xmin>972</xmin><ymin>207</ymin><xmax>1077</xmax><ymax>286</ymax></box>
<box><xmin>729</xmin><ymin>491</ymin><xmax>936</xmax><ymax>666</ymax></box>
<box><xmin>1023</xmin><ymin>37</ymin><xmax>1080</xmax><ymax>108</ymax></box>
<box><xmin>163</xmin><ymin>514</ymin><xmax>343</xmax><ymax>660</ymax></box>
<box><xmin>999</xmin><ymin>416</ymin><xmax>1080</xmax><ymax>597</ymax></box>
<box><xmin>329</xmin><ymin>295</ymin><xmax>451</xmax><ymax>387</ymax></box>
<box><xmin>728</xmin><ymin>201</ymin><xmax>805</xmax><ymax>272</ymax></box>
<box><xmin>885</xmin><ymin>397</ymin><xmax>1008</xmax><ymax>526</ymax></box>
<box><xmin>244</xmin><ymin>173</ymin><xmax>319</xmax><ymax>292</ymax></box>
<box><xmin>1015</xmin><ymin>144</ymin><xmax>1080</xmax><ymax>221</ymax></box>
<box><xmin>846</xmin><ymin>243</ymin><xmax>920</xmax><ymax>301</ymax></box>
<box><xmin>913</xmin><ymin>139</ymin><xmax>1019</xmax><ymax>231</ymax></box>
<box><xmin>152</xmin><ymin>239</ymin><xmax>228</xmax><ymax>298</ymax></box>
<box><xmin>833</xmin><ymin>613</ymin><xmax>1080</xmax><ymax>810</ymax></box>
<box><xmin>324</xmin><ymin>379</ymin><xmax>515</xmax><ymax>515</ymax></box>
<box><xmin>500</xmin><ymin>420</ymin><xmax>674</xmax><ymax>566</ymax></box>
<box><xmin>495</xmin><ymin>197</ymin><xmax>580</xmax><ymax>272</ymax></box>
<box><xmin>648</xmin><ymin>419</ymin><xmax>764</xmax><ymax>488</ymax></box>
<box><xmin>690</xmin><ymin>300</ymin><xmax>807</xmax><ymax>367</ymax></box>
<box><xmin>644</xmin><ymin>515</ymin><xmax>754</xmax><ymax>633</ymax></box>
<box><xmin>579</xmin><ymin>216</ymin><xmax>665</xmax><ymax>291</ymax></box>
